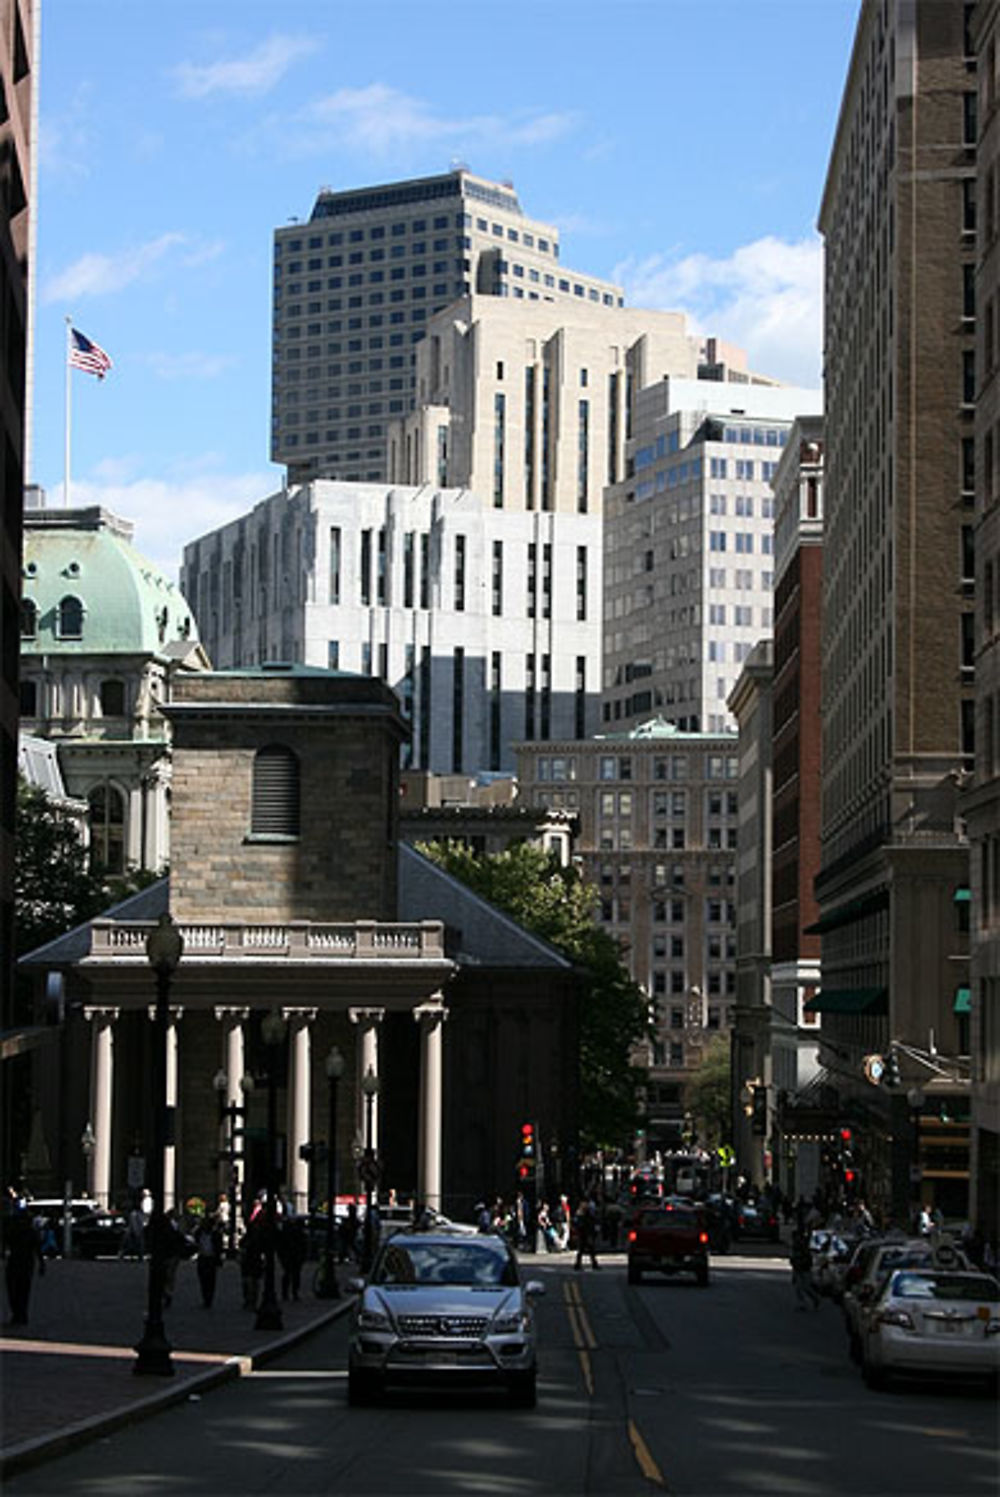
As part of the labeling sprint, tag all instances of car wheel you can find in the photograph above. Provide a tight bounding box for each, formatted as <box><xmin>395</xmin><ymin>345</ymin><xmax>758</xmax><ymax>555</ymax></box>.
<box><xmin>627</xmin><ymin>1263</ymin><xmax>642</xmax><ymax>1285</ymax></box>
<box><xmin>508</xmin><ymin>1368</ymin><xmax>537</xmax><ymax>1408</ymax></box>
<box><xmin>695</xmin><ymin>1265</ymin><xmax>710</xmax><ymax>1287</ymax></box>
<box><xmin>862</xmin><ymin>1358</ymin><xmax>888</xmax><ymax>1391</ymax></box>
<box><xmin>347</xmin><ymin>1368</ymin><xmax>382</xmax><ymax>1406</ymax></box>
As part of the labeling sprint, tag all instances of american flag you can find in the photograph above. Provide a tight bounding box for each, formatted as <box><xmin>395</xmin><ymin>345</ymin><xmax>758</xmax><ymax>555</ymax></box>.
<box><xmin>68</xmin><ymin>327</ymin><xmax>113</xmax><ymax>380</ymax></box>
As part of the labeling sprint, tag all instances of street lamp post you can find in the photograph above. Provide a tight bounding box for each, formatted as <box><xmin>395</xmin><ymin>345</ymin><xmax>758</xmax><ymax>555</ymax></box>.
<box><xmin>81</xmin><ymin>1122</ymin><xmax>95</xmax><ymax>1201</ymax></box>
<box><xmin>135</xmin><ymin>913</ymin><xmax>183</xmax><ymax>1377</ymax></box>
<box><xmin>360</xmin><ymin>1065</ymin><xmax>381</xmax><ymax>1272</ymax></box>
<box><xmin>255</xmin><ymin>1009</ymin><xmax>286</xmax><ymax>1332</ymax></box>
<box><xmin>907</xmin><ymin>1086</ymin><xmax>925</xmax><ymax>1230</ymax></box>
<box><xmin>317</xmin><ymin>1046</ymin><xmax>345</xmax><ymax>1299</ymax></box>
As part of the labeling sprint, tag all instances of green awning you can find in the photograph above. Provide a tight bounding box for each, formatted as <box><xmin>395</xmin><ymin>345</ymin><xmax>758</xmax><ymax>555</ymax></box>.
<box><xmin>804</xmin><ymin>889</ymin><xmax>889</xmax><ymax>935</ymax></box>
<box><xmin>953</xmin><ymin>887</ymin><xmax>971</xmax><ymax>903</ymax></box>
<box><xmin>803</xmin><ymin>986</ymin><xmax>888</xmax><ymax>1016</ymax></box>
<box><xmin>954</xmin><ymin>986</ymin><xmax>971</xmax><ymax>1015</ymax></box>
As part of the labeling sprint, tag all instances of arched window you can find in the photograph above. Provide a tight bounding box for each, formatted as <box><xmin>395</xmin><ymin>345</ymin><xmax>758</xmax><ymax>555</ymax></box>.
<box><xmin>58</xmin><ymin>595</ymin><xmax>84</xmax><ymax>639</ymax></box>
<box><xmin>19</xmin><ymin>678</ymin><xmax>37</xmax><ymax>716</ymax></box>
<box><xmin>88</xmin><ymin>784</ymin><xmax>125</xmax><ymax>874</ymax></box>
<box><xmin>100</xmin><ymin>679</ymin><xmax>126</xmax><ymax>716</ymax></box>
<box><xmin>20</xmin><ymin>598</ymin><xmax>37</xmax><ymax>639</ymax></box>
<box><xmin>251</xmin><ymin>746</ymin><xmax>300</xmax><ymax>837</ymax></box>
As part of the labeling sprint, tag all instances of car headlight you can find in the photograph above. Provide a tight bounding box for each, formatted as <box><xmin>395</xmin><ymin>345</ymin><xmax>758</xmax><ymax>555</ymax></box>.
<box><xmin>357</xmin><ymin>1307</ymin><xmax>391</xmax><ymax>1331</ymax></box>
<box><xmin>493</xmin><ymin>1309</ymin><xmax>529</xmax><ymax>1334</ymax></box>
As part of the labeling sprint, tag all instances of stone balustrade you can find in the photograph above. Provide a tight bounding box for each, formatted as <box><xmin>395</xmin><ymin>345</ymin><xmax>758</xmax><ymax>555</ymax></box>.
<box><xmin>87</xmin><ymin>918</ymin><xmax>447</xmax><ymax>962</ymax></box>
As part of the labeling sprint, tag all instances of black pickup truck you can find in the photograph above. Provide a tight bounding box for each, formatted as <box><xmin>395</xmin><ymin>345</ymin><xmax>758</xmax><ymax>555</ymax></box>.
<box><xmin>626</xmin><ymin>1202</ymin><xmax>711</xmax><ymax>1286</ymax></box>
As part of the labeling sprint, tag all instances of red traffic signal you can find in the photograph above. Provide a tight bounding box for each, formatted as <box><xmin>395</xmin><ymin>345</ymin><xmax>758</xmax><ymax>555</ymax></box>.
<box><xmin>517</xmin><ymin>1162</ymin><xmax>531</xmax><ymax>1180</ymax></box>
<box><xmin>844</xmin><ymin>1169</ymin><xmax>856</xmax><ymax>1185</ymax></box>
<box><xmin>520</xmin><ymin>1122</ymin><xmax>536</xmax><ymax>1158</ymax></box>
<box><xmin>839</xmin><ymin>1127</ymin><xmax>853</xmax><ymax>1145</ymax></box>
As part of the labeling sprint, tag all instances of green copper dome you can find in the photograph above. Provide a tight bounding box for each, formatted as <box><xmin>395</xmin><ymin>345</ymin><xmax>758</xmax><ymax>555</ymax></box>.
<box><xmin>20</xmin><ymin>506</ymin><xmax>198</xmax><ymax>657</ymax></box>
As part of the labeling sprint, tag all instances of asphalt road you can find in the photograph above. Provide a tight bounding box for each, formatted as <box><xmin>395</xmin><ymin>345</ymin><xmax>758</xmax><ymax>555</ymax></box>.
<box><xmin>6</xmin><ymin>1250</ymin><xmax>998</xmax><ymax>1496</ymax></box>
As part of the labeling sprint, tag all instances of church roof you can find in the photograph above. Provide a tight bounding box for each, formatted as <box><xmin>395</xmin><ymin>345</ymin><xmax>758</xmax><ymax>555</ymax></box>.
<box><xmin>21</xmin><ymin>506</ymin><xmax>198</xmax><ymax>657</ymax></box>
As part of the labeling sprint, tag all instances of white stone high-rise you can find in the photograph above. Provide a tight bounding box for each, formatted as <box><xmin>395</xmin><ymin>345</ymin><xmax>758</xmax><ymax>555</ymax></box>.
<box><xmin>181</xmin><ymin>480</ymin><xmax>602</xmax><ymax>775</ymax></box>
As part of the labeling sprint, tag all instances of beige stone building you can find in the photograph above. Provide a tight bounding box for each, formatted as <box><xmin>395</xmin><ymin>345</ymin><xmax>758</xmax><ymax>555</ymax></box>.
<box><xmin>816</xmin><ymin>0</ymin><xmax>973</xmax><ymax>1223</ymax></box>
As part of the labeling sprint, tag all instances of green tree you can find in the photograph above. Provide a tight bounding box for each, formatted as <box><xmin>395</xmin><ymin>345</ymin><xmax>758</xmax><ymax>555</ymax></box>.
<box><xmin>685</xmin><ymin>1034</ymin><xmax>732</xmax><ymax>1149</ymax></box>
<box><xmin>418</xmin><ymin>840</ymin><xmax>650</xmax><ymax>1150</ymax></box>
<box><xmin>14</xmin><ymin>777</ymin><xmax>109</xmax><ymax>957</ymax></box>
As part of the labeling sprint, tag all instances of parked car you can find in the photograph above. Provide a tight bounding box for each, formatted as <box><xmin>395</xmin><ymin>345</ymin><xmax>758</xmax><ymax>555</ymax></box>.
<box><xmin>626</xmin><ymin>1202</ymin><xmax>711</xmax><ymax>1286</ymax></box>
<box><xmin>73</xmin><ymin>1208</ymin><xmax>128</xmax><ymax>1259</ymax></box>
<box><xmin>860</xmin><ymin>1268</ymin><xmax>1000</xmax><ymax>1390</ymax></box>
<box><xmin>811</xmin><ymin>1232</ymin><xmax>862</xmax><ymax>1300</ymax></box>
<box><xmin>346</xmin><ymin>1230</ymin><xmax>544</xmax><ymax>1406</ymax></box>
<box><xmin>733</xmin><ymin>1202</ymin><xmax>780</xmax><ymax>1243</ymax></box>
<box><xmin>24</xmin><ymin>1198</ymin><xmax>99</xmax><ymax>1255</ymax></box>
<box><xmin>843</xmin><ymin>1237</ymin><xmax>970</xmax><ymax>1361</ymax></box>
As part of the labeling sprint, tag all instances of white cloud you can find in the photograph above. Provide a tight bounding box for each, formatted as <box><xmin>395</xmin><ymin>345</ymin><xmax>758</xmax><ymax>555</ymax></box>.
<box><xmin>172</xmin><ymin>34</ymin><xmax>320</xmax><ymax>99</ymax></box>
<box><xmin>288</xmin><ymin>83</ymin><xmax>577</xmax><ymax>158</ymax></box>
<box><xmin>50</xmin><ymin>469</ymin><xmax>278</xmax><ymax>578</ymax></box>
<box><xmin>42</xmin><ymin>233</ymin><xmax>220</xmax><ymax>304</ymax></box>
<box><xmin>615</xmin><ymin>235</ymin><xmax>824</xmax><ymax>389</ymax></box>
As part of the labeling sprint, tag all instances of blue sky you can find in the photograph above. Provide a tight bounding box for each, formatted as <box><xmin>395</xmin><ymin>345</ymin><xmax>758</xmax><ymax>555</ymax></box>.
<box><xmin>32</xmin><ymin>0</ymin><xmax>859</xmax><ymax>576</ymax></box>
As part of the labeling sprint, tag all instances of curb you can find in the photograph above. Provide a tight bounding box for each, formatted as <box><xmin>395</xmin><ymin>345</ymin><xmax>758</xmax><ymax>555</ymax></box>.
<box><xmin>0</xmin><ymin>1298</ymin><xmax>354</xmax><ymax>1481</ymax></box>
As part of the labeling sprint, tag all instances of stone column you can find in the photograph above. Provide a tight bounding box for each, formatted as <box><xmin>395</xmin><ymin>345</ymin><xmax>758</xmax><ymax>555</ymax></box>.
<box><xmin>284</xmin><ymin>1009</ymin><xmax>317</xmax><ymax>1215</ymax></box>
<box><xmin>84</xmin><ymin>1007</ymin><xmax>119</xmax><ymax>1207</ymax></box>
<box><xmin>215</xmin><ymin>1008</ymin><xmax>250</xmax><ymax>1224</ymax></box>
<box><xmin>349</xmin><ymin>1008</ymin><xmax>385</xmax><ymax>1154</ymax></box>
<box><xmin>165</xmin><ymin>1008</ymin><xmax>182</xmax><ymax>1212</ymax></box>
<box><xmin>414</xmin><ymin>1002</ymin><xmax>448</xmax><ymax>1212</ymax></box>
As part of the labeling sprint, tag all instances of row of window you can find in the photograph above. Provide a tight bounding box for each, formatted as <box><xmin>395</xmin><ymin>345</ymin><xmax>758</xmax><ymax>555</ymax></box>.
<box><xmin>21</xmin><ymin>595</ymin><xmax>84</xmax><ymax>640</ymax></box>
<box><xmin>20</xmin><ymin>677</ymin><xmax>127</xmax><ymax>718</ymax></box>
<box><xmin>533</xmin><ymin>752</ymin><xmax>737</xmax><ymax>782</ymax></box>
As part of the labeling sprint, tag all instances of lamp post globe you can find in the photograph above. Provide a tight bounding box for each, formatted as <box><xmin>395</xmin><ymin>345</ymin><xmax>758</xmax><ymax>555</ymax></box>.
<box><xmin>255</xmin><ymin>1009</ymin><xmax>287</xmax><ymax>1332</ymax></box>
<box><xmin>316</xmin><ymin>1045</ymin><xmax>345</xmax><ymax>1299</ymax></box>
<box><xmin>135</xmin><ymin>913</ymin><xmax>183</xmax><ymax>1377</ymax></box>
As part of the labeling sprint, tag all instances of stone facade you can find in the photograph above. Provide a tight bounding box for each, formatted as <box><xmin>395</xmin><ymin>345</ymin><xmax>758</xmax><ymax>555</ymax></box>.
<box><xmin>165</xmin><ymin>666</ymin><xmax>405</xmax><ymax>922</ymax></box>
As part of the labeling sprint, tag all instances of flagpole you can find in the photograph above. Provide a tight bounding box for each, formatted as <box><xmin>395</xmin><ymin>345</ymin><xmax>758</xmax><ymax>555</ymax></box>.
<box><xmin>64</xmin><ymin>315</ymin><xmax>72</xmax><ymax>508</ymax></box>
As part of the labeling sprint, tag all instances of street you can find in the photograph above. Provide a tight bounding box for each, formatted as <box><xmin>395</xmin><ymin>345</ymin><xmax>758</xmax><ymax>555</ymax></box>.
<box><xmin>6</xmin><ymin>1249</ymin><xmax>997</xmax><ymax>1496</ymax></box>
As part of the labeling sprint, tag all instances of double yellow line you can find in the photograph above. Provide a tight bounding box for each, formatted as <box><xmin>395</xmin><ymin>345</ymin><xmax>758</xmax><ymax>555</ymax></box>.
<box><xmin>563</xmin><ymin>1278</ymin><xmax>596</xmax><ymax>1394</ymax></box>
<box><xmin>562</xmin><ymin>1278</ymin><xmax>666</xmax><ymax>1489</ymax></box>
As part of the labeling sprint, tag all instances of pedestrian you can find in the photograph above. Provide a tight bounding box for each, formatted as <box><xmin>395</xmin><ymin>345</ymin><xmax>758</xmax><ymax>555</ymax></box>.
<box><xmin>536</xmin><ymin>1201</ymin><xmax>556</xmax><ymax>1252</ymax></box>
<box><xmin>573</xmin><ymin>1197</ymin><xmax>601</xmax><ymax>1271</ymax></box>
<box><xmin>278</xmin><ymin>1214</ymin><xmax>307</xmax><ymax>1300</ymax></box>
<box><xmin>241</xmin><ymin>1208</ymin><xmax>265</xmax><ymax>1309</ymax></box>
<box><xmin>194</xmin><ymin>1213</ymin><xmax>224</xmax><ymax>1307</ymax></box>
<box><xmin>475</xmin><ymin>1201</ymin><xmax>492</xmax><ymax>1234</ymax></box>
<box><xmin>790</xmin><ymin>1229</ymin><xmax>820</xmax><ymax>1310</ymax></box>
<box><xmin>162</xmin><ymin>1209</ymin><xmax>192</xmax><ymax>1307</ymax></box>
<box><xmin>4</xmin><ymin>1202</ymin><xmax>44</xmax><ymax>1326</ymax></box>
<box><xmin>339</xmin><ymin>1201</ymin><xmax>358</xmax><ymax>1263</ymax></box>
<box><xmin>554</xmin><ymin>1195</ymin><xmax>571</xmax><ymax>1251</ymax></box>
<box><xmin>119</xmin><ymin>1200</ymin><xmax>146</xmax><ymax>1260</ymax></box>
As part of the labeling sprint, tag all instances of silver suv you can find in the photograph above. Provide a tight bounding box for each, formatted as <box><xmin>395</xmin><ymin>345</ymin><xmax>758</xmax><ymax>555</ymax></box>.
<box><xmin>347</xmin><ymin>1231</ymin><xmax>544</xmax><ymax>1407</ymax></box>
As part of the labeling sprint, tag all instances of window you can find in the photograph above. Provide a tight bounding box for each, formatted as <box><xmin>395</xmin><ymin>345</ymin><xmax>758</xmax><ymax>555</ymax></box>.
<box><xmin>251</xmin><ymin>746</ymin><xmax>301</xmax><ymax>837</ymax></box>
<box><xmin>58</xmin><ymin>595</ymin><xmax>84</xmax><ymax>639</ymax></box>
<box><xmin>19</xmin><ymin>678</ymin><xmax>37</xmax><ymax>715</ymax></box>
<box><xmin>20</xmin><ymin>598</ymin><xmax>37</xmax><ymax>638</ymax></box>
<box><xmin>100</xmin><ymin>679</ymin><xmax>125</xmax><ymax>716</ymax></box>
<box><xmin>88</xmin><ymin>784</ymin><xmax>125</xmax><ymax>874</ymax></box>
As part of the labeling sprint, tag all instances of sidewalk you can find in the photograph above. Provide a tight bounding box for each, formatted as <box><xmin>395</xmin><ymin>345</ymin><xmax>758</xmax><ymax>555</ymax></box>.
<box><xmin>0</xmin><ymin>1254</ymin><xmax>351</xmax><ymax>1479</ymax></box>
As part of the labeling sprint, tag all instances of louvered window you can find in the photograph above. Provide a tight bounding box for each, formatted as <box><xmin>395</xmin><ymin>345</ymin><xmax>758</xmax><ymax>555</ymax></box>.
<box><xmin>251</xmin><ymin>746</ymin><xmax>300</xmax><ymax>837</ymax></box>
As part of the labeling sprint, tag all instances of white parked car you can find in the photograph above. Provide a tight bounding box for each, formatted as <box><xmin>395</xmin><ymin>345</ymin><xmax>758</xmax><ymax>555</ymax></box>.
<box><xmin>860</xmin><ymin>1268</ymin><xmax>1000</xmax><ymax>1389</ymax></box>
<box><xmin>843</xmin><ymin>1237</ymin><xmax>968</xmax><ymax>1360</ymax></box>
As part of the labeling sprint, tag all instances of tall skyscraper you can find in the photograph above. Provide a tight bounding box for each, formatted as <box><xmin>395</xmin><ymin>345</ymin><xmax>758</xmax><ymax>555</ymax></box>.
<box><xmin>271</xmin><ymin>169</ymin><xmax>623</xmax><ymax>485</ymax></box>
<box><xmin>815</xmin><ymin>0</ymin><xmax>974</xmax><ymax>1222</ymax></box>
<box><xmin>602</xmin><ymin>377</ymin><xmax>821</xmax><ymax>735</ymax></box>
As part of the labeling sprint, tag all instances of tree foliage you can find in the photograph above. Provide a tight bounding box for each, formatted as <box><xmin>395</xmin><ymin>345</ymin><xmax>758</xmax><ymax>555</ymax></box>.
<box><xmin>685</xmin><ymin>1034</ymin><xmax>732</xmax><ymax>1148</ymax></box>
<box><xmin>14</xmin><ymin>778</ymin><xmax>110</xmax><ymax>957</ymax></box>
<box><xmin>418</xmin><ymin>840</ymin><xmax>650</xmax><ymax>1150</ymax></box>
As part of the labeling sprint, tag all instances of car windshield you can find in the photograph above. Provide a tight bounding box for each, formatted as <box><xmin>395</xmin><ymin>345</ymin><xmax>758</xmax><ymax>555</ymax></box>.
<box><xmin>372</xmin><ymin>1239</ymin><xmax>517</xmax><ymax>1287</ymax></box>
<box><xmin>890</xmin><ymin>1272</ymin><xmax>999</xmax><ymax>1302</ymax></box>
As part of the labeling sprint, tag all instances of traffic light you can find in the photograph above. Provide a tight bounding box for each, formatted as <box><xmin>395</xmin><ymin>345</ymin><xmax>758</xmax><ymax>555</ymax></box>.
<box><xmin>839</xmin><ymin>1126</ymin><xmax>853</xmax><ymax>1148</ymax></box>
<box><xmin>751</xmin><ymin>1086</ymin><xmax>767</xmax><ymax>1135</ymax></box>
<box><xmin>520</xmin><ymin>1121</ymin><xmax>536</xmax><ymax>1162</ymax></box>
<box><xmin>884</xmin><ymin>1050</ymin><xmax>902</xmax><ymax>1088</ymax></box>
